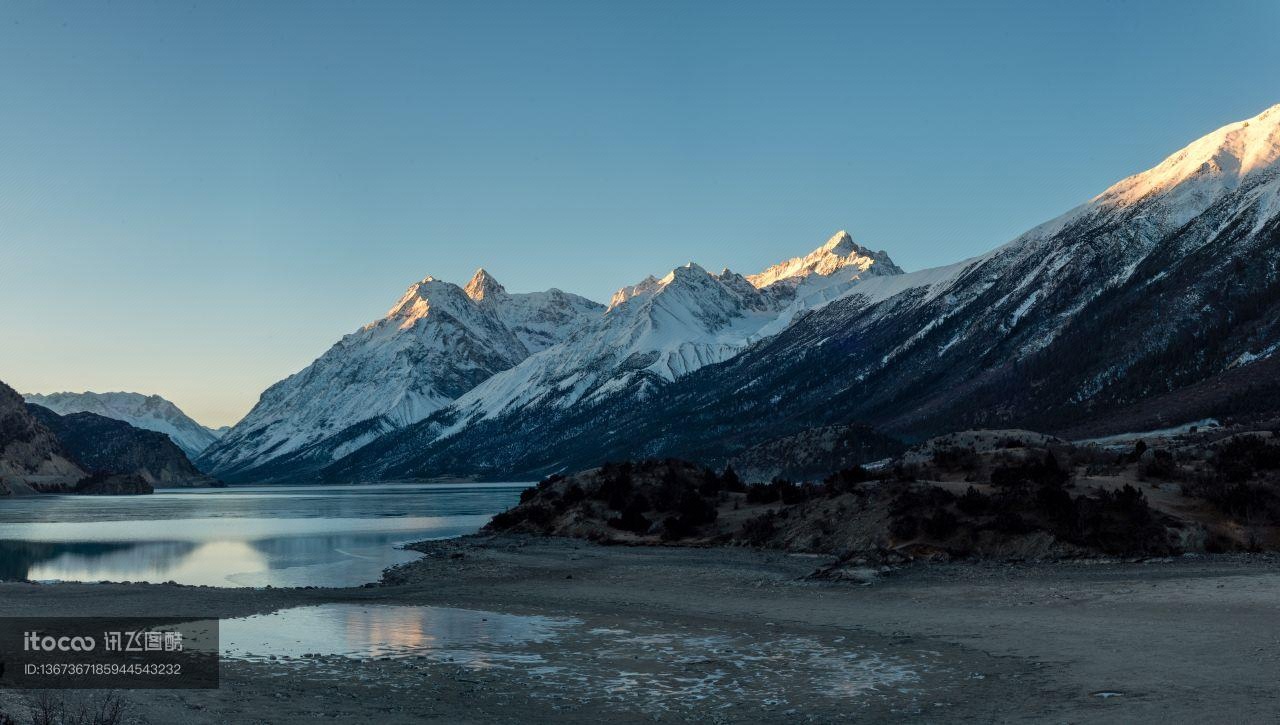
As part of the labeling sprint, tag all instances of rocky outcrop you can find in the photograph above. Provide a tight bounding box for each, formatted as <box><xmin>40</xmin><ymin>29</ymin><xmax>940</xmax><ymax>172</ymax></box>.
<box><xmin>26</xmin><ymin>405</ymin><xmax>219</xmax><ymax>487</ymax></box>
<box><xmin>0</xmin><ymin>381</ymin><xmax>84</xmax><ymax>493</ymax></box>
<box><xmin>72</xmin><ymin>472</ymin><xmax>154</xmax><ymax>495</ymax></box>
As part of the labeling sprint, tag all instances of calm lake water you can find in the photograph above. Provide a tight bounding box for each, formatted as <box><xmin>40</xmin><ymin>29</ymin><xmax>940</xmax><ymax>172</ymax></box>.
<box><xmin>0</xmin><ymin>483</ymin><xmax>526</xmax><ymax>587</ymax></box>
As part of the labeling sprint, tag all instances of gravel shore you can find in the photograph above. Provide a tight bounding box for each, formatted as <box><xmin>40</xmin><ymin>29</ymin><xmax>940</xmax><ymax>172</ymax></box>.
<box><xmin>1</xmin><ymin>536</ymin><xmax>1276</xmax><ymax>723</ymax></box>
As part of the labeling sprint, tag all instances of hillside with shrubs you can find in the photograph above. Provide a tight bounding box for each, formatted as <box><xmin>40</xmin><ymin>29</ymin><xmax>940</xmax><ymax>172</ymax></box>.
<box><xmin>486</xmin><ymin>426</ymin><xmax>1280</xmax><ymax>562</ymax></box>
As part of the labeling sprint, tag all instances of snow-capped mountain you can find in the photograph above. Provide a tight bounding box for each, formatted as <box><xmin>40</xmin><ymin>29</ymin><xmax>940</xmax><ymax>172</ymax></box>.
<box><xmin>198</xmin><ymin>269</ymin><xmax>603</xmax><ymax>482</ymax></box>
<box><xmin>445</xmin><ymin>231</ymin><xmax>900</xmax><ymax>420</ymax></box>
<box><xmin>23</xmin><ymin>391</ymin><xmax>221</xmax><ymax>459</ymax></box>
<box><xmin>324</xmin><ymin>232</ymin><xmax>904</xmax><ymax>479</ymax></box>
<box><xmin>324</xmin><ymin>102</ymin><xmax>1280</xmax><ymax>480</ymax></box>
<box><xmin>747</xmin><ymin>230</ymin><xmax>902</xmax><ymax>290</ymax></box>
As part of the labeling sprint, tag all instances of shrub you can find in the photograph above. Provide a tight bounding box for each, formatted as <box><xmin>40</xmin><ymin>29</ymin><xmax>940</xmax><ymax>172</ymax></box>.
<box><xmin>720</xmin><ymin>466</ymin><xmax>747</xmax><ymax>493</ymax></box>
<box><xmin>889</xmin><ymin>515</ymin><xmax>919</xmax><ymax>540</ymax></box>
<box><xmin>676</xmin><ymin>490</ymin><xmax>717</xmax><ymax>526</ymax></box>
<box><xmin>1034</xmin><ymin>483</ymin><xmax>1077</xmax><ymax>529</ymax></box>
<box><xmin>923</xmin><ymin>508</ymin><xmax>959</xmax><ymax>539</ymax></box>
<box><xmin>956</xmin><ymin>486</ymin><xmax>989</xmax><ymax>515</ymax></box>
<box><xmin>607</xmin><ymin>495</ymin><xmax>652</xmax><ymax>534</ymax></box>
<box><xmin>932</xmin><ymin>446</ymin><xmax>980</xmax><ymax>471</ymax></box>
<box><xmin>989</xmin><ymin>511</ymin><xmax>1029</xmax><ymax>535</ymax></box>
<box><xmin>822</xmin><ymin>465</ymin><xmax>873</xmax><ymax>496</ymax></box>
<box><xmin>1140</xmin><ymin>449</ymin><xmax>1179</xmax><ymax>480</ymax></box>
<box><xmin>745</xmin><ymin>481</ymin><xmax>780</xmax><ymax>504</ymax></box>
<box><xmin>561</xmin><ymin>483</ymin><xmax>586</xmax><ymax>506</ymax></box>
<box><xmin>1213</xmin><ymin>436</ymin><xmax>1280</xmax><ymax>482</ymax></box>
<box><xmin>737</xmin><ymin>511</ymin><xmax>778</xmax><ymax>546</ymax></box>
<box><xmin>990</xmin><ymin>451</ymin><xmax>1069</xmax><ymax>489</ymax></box>
<box><xmin>595</xmin><ymin>462</ymin><xmax>635</xmax><ymax>509</ymax></box>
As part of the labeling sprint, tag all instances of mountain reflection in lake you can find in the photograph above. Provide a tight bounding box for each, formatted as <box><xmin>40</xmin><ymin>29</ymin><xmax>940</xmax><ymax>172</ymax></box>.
<box><xmin>0</xmin><ymin>483</ymin><xmax>525</xmax><ymax>587</ymax></box>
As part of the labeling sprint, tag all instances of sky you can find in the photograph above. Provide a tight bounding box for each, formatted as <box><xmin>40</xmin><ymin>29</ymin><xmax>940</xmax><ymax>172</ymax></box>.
<box><xmin>2</xmin><ymin>0</ymin><xmax>1278</xmax><ymax>427</ymax></box>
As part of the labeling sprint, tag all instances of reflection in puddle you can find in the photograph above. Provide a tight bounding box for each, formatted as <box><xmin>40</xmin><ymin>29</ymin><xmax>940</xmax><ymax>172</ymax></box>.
<box><xmin>223</xmin><ymin>605</ymin><xmax>928</xmax><ymax>713</ymax></box>
<box><xmin>223</xmin><ymin>604</ymin><xmax>575</xmax><ymax>664</ymax></box>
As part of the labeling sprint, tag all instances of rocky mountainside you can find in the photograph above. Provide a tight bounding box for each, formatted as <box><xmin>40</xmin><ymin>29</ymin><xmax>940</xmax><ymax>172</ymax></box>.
<box><xmin>199</xmin><ymin>269</ymin><xmax>604</xmax><ymax>482</ymax></box>
<box><xmin>27</xmin><ymin>405</ymin><xmax>218</xmax><ymax>487</ymax></box>
<box><xmin>322</xmin><ymin>103</ymin><xmax>1280</xmax><ymax>481</ymax></box>
<box><xmin>0</xmin><ymin>381</ymin><xmax>84</xmax><ymax>494</ymax></box>
<box><xmin>24</xmin><ymin>391</ymin><xmax>222</xmax><ymax>459</ymax></box>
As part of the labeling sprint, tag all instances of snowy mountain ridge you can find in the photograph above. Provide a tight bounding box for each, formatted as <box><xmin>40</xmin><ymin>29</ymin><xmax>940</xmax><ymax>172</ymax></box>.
<box><xmin>426</xmin><ymin>233</ymin><xmax>906</xmax><ymax>435</ymax></box>
<box><xmin>197</xmin><ymin>269</ymin><xmax>604</xmax><ymax>480</ymax></box>
<box><xmin>202</xmin><ymin>231</ymin><xmax>904</xmax><ymax>481</ymax></box>
<box><xmin>22</xmin><ymin>391</ymin><xmax>222</xmax><ymax>459</ymax></box>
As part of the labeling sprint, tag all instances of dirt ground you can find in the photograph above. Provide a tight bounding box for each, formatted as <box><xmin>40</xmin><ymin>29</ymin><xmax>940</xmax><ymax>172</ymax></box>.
<box><xmin>0</xmin><ymin>536</ymin><xmax>1277</xmax><ymax>723</ymax></box>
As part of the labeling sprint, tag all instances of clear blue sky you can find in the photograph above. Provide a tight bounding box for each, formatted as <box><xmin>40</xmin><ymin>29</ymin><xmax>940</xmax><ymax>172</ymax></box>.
<box><xmin>2</xmin><ymin>0</ymin><xmax>1277</xmax><ymax>427</ymax></box>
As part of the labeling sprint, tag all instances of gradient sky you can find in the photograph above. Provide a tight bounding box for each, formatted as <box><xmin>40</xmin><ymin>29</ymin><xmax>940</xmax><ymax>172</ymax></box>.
<box><xmin>2</xmin><ymin>0</ymin><xmax>1278</xmax><ymax>427</ymax></box>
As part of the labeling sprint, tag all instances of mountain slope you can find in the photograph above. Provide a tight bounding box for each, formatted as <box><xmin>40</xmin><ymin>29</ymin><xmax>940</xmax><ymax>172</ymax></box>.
<box><xmin>199</xmin><ymin>269</ymin><xmax>603</xmax><ymax>482</ymax></box>
<box><xmin>326</xmin><ymin>102</ymin><xmax>1280</xmax><ymax>480</ymax></box>
<box><xmin>27</xmin><ymin>405</ymin><xmax>217</xmax><ymax>487</ymax></box>
<box><xmin>23</xmin><ymin>391</ymin><xmax>220</xmax><ymax>459</ymax></box>
<box><xmin>0</xmin><ymin>381</ymin><xmax>84</xmax><ymax>494</ymax></box>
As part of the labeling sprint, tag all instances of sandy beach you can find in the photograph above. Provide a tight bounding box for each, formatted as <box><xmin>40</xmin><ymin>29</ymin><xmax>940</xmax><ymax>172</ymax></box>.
<box><xmin>0</xmin><ymin>536</ymin><xmax>1276</xmax><ymax>723</ymax></box>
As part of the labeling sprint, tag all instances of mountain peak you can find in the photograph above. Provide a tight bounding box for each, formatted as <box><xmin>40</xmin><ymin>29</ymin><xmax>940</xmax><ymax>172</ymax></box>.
<box><xmin>464</xmin><ymin>268</ymin><xmax>506</xmax><ymax>301</ymax></box>
<box><xmin>820</xmin><ymin>230</ymin><xmax>856</xmax><ymax>253</ymax></box>
<box><xmin>747</xmin><ymin>230</ymin><xmax>903</xmax><ymax>289</ymax></box>
<box><xmin>1096</xmin><ymin>102</ymin><xmax>1280</xmax><ymax>210</ymax></box>
<box><xmin>608</xmin><ymin>275</ymin><xmax>661</xmax><ymax>310</ymax></box>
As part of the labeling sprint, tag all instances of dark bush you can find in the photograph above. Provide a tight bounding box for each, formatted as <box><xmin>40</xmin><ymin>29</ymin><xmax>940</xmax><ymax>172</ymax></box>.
<box><xmin>659</xmin><ymin>515</ymin><xmax>690</xmax><ymax>541</ymax></box>
<box><xmin>676</xmin><ymin>490</ymin><xmax>717</xmax><ymax>526</ymax></box>
<box><xmin>1213</xmin><ymin>436</ymin><xmax>1280</xmax><ymax>482</ymax></box>
<box><xmin>932</xmin><ymin>446</ymin><xmax>980</xmax><ymax>471</ymax></box>
<box><xmin>923</xmin><ymin>508</ymin><xmax>959</xmax><ymax>539</ymax></box>
<box><xmin>1069</xmin><ymin>485</ymin><xmax>1170</xmax><ymax>555</ymax></box>
<box><xmin>737</xmin><ymin>511</ymin><xmax>778</xmax><ymax>546</ymax></box>
<box><xmin>889</xmin><ymin>515</ymin><xmax>919</xmax><ymax>540</ymax></box>
<box><xmin>989</xmin><ymin>511</ymin><xmax>1029</xmax><ymax>535</ymax></box>
<box><xmin>956</xmin><ymin>486</ymin><xmax>989</xmax><ymax>515</ymax></box>
<box><xmin>607</xmin><ymin>494</ymin><xmax>652</xmax><ymax>534</ymax></box>
<box><xmin>488</xmin><ymin>508</ymin><xmax>522</xmax><ymax>530</ymax></box>
<box><xmin>489</xmin><ymin>502</ymin><xmax>555</xmax><ymax>530</ymax></box>
<box><xmin>698</xmin><ymin>469</ymin><xmax>722</xmax><ymax>497</ymax></box>
<box><xmin>745</xmin><ymin>481</ymin><xmax>780</xmax><ymax>504</ymax></box>
<box><xmin>822</xmin><ymin>466</ymin><xmax>873</xmax><ymax>496</ymax></box>
<box><xmin>522</xmin><ymin>504</ymin><xmax>556</xmax><ymax>528</ymax></box>
<box><xmin>561</xmin><ymin>483</ymin><xmax>586</xmax><ymax>506</ymax></box>
<box><xmin>1140</xmin><ymin>449</ymin><xmax>1179</xmax><ymax>479</ymax></box>
<box><xmin>889</xmin><ymin>485</ymin><xmax>954</xmax><ymax>518</ymax></box>
<box><xmin>596</xmin><ymin>462</ymin><xmax>635</xmax><ymax>509</ymax></box>
<box><xmin>1209</xmin><ymin>482</ymin><xmax>1280</xmax><ymax>522</ymax></box>
<box><xmin>1034</xmin><ymin>483</ymin><xmax>1077</xmax><ymax>529</ymax></box>
<box><xmin>990</xmin><ymin>451</ymin><xmax>1069</xmax><ymax>489</ymax></box>
<box><xmin>1125</xmin><ymin>439</ymin><xmax>1148</xmax><ymax>464</ymax></box>
<box><xmin>720</xmin><ymin>466</ymin><xmax>747</xmax><ymax>493</ymax></box>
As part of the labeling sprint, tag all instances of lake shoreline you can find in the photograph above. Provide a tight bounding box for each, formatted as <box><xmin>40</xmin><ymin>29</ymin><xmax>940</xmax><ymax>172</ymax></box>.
<box><xmin>0</xmin><ymin>534</ymin><xmax>1277</xmax><ymax>722</ymax></box>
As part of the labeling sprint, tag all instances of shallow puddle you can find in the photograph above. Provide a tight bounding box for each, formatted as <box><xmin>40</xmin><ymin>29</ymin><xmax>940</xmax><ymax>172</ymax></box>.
<box><xmin>222</xmin><ymin>604</ymin><xmax>931</xmax><ymax>713</ymax></box>
<box><xmin>222</xmin><ymin>603</ymin><xmax>575</xmax><ymax>663</ymax></box>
